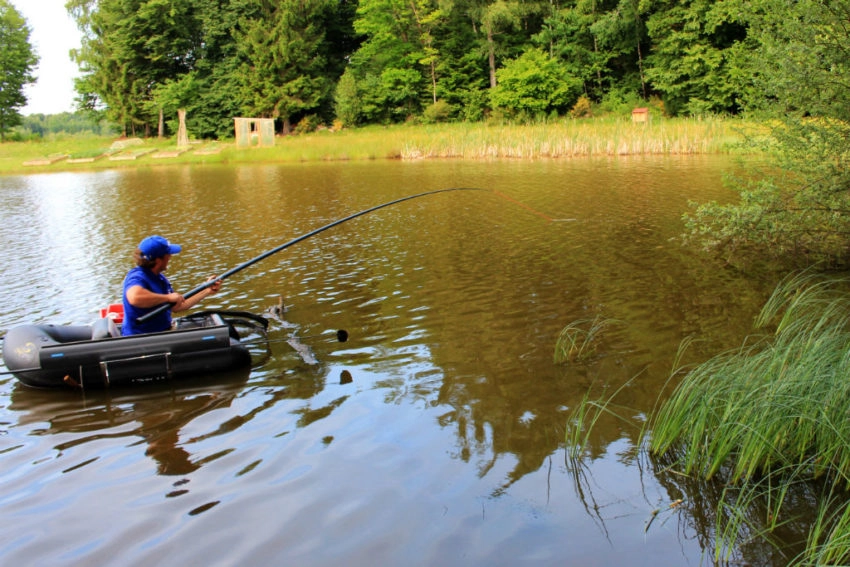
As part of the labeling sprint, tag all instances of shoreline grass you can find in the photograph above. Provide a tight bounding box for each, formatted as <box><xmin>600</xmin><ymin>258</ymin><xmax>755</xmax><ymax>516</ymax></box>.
<box><xmin>649</xmin><ymin>271</ymin><xmax>850</xmax><ymax>483</ymax></box>
<box><xmin>645</xmin><ymin>271</ymin><xmax>850</xmax><ymax>564</ymax></box>
<box><xmin>564</xmin><ymin>271</ymin><xmax>850</xmax><ymax>564</ymax></box>
<box><xmin>0</xmin><ymin>115</ymin><xmax>756</xmax><ymax>175</ymax></box>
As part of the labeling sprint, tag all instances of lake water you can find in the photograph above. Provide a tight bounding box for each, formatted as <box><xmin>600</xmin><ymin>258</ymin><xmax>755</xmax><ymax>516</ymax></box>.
<box><xmin>0</xmin><ymin>158</ymin><xmax>779</xmax><ymax>565</ymax></box>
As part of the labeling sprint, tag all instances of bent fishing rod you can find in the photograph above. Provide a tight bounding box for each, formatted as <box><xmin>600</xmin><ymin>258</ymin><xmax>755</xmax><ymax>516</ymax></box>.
<box><xmin>138</xmin><ymin>187</ymin><xmax>487</xmax><ymax>324</ymax></box>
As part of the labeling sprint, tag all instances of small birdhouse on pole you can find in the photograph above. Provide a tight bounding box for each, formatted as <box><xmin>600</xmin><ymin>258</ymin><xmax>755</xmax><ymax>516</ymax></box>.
<box><xmin>631</xmin><ymin>107</ymin><xmax>649</xmax><ymax>124</ymax></box>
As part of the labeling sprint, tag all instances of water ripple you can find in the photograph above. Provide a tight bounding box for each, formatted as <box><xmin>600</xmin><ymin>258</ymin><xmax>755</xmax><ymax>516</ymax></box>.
<box><xmin>0</xmin><ymin>159</ymin><xmax>773</xmax><ymax>566</ymax></box>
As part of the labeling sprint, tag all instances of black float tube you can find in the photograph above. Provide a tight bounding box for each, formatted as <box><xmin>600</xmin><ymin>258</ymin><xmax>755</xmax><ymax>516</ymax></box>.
<box><xmin>138</xmin><ymin>187</ymin><xmax>486</xmax><ymax>324</ymax></box>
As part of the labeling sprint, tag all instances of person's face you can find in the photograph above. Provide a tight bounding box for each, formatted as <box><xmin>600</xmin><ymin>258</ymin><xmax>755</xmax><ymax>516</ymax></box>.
<box><xmin>153</xmin><ymin>253</ymin><xmax>172</xmax><ymax>273</ymax></box>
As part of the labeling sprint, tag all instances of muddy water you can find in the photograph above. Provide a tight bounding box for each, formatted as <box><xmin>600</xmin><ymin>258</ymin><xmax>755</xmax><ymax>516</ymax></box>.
<box><xmin>0</xmin><ymin>158</ymin><xmax>776</xmax><ymax>565</ymax></box>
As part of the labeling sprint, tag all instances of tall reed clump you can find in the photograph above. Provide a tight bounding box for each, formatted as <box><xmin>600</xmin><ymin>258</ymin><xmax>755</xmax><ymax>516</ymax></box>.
<box><xmin>396</xmin><ymin>117</ymin><xmax>745</xmax><ymax>159</ymax></box>
<box><xmin>648</xmin><ymin>270</ymin><xmax>850</xmax><ymax>564</ymax></box>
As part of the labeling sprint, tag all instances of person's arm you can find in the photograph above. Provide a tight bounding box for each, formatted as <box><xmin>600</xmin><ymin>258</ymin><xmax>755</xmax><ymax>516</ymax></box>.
<box><xmin>125</xmin><ymin>285</ymin><xmax>183</xmax><ymax>308</ymax></box>
<box><xmin>171</xmin><ymin>276</ymin><xmax>222</xmax><ymax>313</ymax></box>
<box><xmin>126</xmin><ymin>276</ymin><xmax>222</xmax><ymax>313</ymax></box>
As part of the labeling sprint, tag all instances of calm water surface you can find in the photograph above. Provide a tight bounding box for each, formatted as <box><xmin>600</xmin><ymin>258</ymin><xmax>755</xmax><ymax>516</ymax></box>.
<box><xmin>1</xmin><ymin>158</ymin><xmax>778</xmax><ymax>565</ymax></box>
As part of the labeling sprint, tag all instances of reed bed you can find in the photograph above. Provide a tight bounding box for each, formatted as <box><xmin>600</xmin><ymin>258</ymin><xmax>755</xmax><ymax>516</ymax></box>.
<box><xmin>650</xmin><ymin>271</ymin><xmax>850</xmax><ymax>482</ymax></box>
<box><xmin>562</xmin><ymin>271</ymin><xmax>850</xmax><ymax>563</ymax></box>
<box><xmin>1</xmin><ymin>116</ymin><xmax>751</xmax><ymax>174</ymax></box>
<box><xmin>396</xmin><ymin>117</ymin><xmax>744</xmax><ymax>159</ymax></box>
<box><xmin>644</xmin><ymin>270</ymin><xmax>850</xmax><ymax>564</ymax></box>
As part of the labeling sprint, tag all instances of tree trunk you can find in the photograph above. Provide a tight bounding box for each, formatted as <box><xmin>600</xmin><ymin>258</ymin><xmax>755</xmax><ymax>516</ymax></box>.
<box><xmin>431</xmin><ymin>62</ymin><xmax>438</xmax><ymax>103</ymax></box>
<box><xmin>594</xmin><ymin>37</ymin><xmax>602</xmax><ymax>91</ymax></box>
<box><xmin>177</xmin><ymin>109</ymin><xmax>189</xmax><ymax>148</ymax></box>
<box><xmin>488</xmin><ymin>27</ymin><xmax>497</xmax><ymax>88</ymax></box>
<box><xmin>635</xmin><ymin>15</ymin><xmax>647</xmax><ymax>99</ymax></box>
<box><xmin>158</xmin><ymin>108</ymin><xmax>164</xmax><ymax>138</ymax></box>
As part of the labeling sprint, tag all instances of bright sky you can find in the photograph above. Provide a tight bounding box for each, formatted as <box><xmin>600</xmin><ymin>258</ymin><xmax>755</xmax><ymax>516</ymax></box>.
<box><xmin>11</xmin><ymin>0</ymin><xmax>82</xmax><ymax>115</ymax></box>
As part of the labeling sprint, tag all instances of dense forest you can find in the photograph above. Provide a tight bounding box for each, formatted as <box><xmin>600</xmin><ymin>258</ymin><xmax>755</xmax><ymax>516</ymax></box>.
<box><xmin>64</xmin><ymin>0</ymin><xmax>765</xmax><ymax>138</ymax></box>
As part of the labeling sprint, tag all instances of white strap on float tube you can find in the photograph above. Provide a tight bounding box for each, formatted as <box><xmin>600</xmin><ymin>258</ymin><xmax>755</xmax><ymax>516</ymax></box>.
<box><xmin>137</xmin><ymin>187</ymin><xmax>489</xmax><ymax>325</ymax></box>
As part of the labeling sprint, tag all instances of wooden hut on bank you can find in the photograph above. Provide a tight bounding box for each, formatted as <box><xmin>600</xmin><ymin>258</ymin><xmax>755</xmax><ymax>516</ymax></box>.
<box><xmin>234</xmin><ymin>118</ymin><xmax>275</xmax><ymax>148</ymax></box>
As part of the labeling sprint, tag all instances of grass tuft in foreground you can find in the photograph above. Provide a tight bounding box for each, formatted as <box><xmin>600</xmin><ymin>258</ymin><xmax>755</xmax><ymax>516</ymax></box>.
<box><xmin>647</xmin><ymin>270</ymin><xmax>850</xmax><ymax>564</ymax></box>
<box><xmin>649</xmin><ymin>270</ymin><xmax>850</xmax><ymax>483</ymax></box>
<box><xmin>554</xmin><ymin>315</ymin><xmax>612</xmax><ymax>364</ymax></box>
<box><xmin>563</xmin><ymin>271</ymin><xmax>850</xmax><ymax>564</ymax></box>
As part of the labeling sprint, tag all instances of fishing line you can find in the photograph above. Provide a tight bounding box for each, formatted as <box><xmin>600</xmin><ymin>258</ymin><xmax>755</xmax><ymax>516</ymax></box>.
<box><xmin>492</xmin><ymin>189</ymin><xmax>575</xmax><ymax>222</ymax></box>
<box><xmin>492</xmin><ymin>189</ymin><xmax>556</xmax><ymax>222</ymax></box>
<box><xmin>138</xmin><ymin>187</ymin><xmax>488</xmax><ymax>324</ymax></box>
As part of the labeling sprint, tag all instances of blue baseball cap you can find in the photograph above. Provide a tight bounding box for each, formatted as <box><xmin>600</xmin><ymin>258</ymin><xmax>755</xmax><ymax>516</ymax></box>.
<box><xmin>138</xmin><ymin>235</ymin><xmax>182</xmax><ymax>260</ymax></box>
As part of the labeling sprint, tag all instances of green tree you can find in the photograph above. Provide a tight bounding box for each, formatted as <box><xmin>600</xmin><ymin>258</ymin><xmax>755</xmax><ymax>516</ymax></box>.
<box><xmin>431</xmin><ymin>2</ymin><xmax>489</xmax><ymax>121</ymax></box>
<box><xmin>0</xmin><ymin>0</ymin><xmax>38</xmax><ymax>141</ymax></box>
<box><xmin>489</xmin><ymin>47</ymin><xmax>580</xmax><ymax>118</ymax></box>
<box><xmin>380</xmin><ymin>66</ymin><xmax>422</xmax><ymax>119</ymax></box>
<box><xmin>236</xmin><ymin>0</ymin><xmax>332</xmax><ymax>133</ymax></box>
<box><xmin>685</xmin><ymin>0</ymin><xmax>850</xmax><ymax>266</ymax></box>
<box><xmin>644</xmin><ymin>0</ymin><xmax>747</xmax><ymax>115</ymax></box>
<box><xmin>348</xmin><ymin>0</ymin><xmax>546</xmax><ymax>123</ymax></box>
<box><xmin>470</xmin><ymin>0</ymin><xmax>525</xmax><ymax>89</ymax></box>
<box><xmin>535</xmin><ymin>1</ymin><xmax>605</xmax><ymax>97</ymax></box>
<box><xmin>177</xmin><ymin>0</ymin><xmax>256</xmax><ymax>139</ymax></box>
<box><xmin>591</xmin><ymin>0</ymin><xmax>649</xmax><ymax>98</ymax></box>
<box><xmin>348</xmin><ymin>0</ymin><xmax>436</xmax><ymax>121</ymax></box>
<box><xmin>410</xmin><ymin>0</ymin><xmax>446</xmax><ymax>104</ymax></box>
<box><xmin>69</xmin><ymin>0</ymin><xmax>201</xmax><ymax>136</ymax></box>
<box><xmin>69</xmin><ymin>0</ymin><xmax>357</xmax><ymax>138</ymax></box>
<box><xmin>19</xmin><ymin>111</ymin><xmax>117</xmax><ymax>137</ymax></box>
<box><xmin>334</xmin><ymin>67</ymin><xmax>360</xmax><ymax>126</ymax></box>
<box><xmin>534</xmin><ymin>0</ymin><xmax>649</xmax><ymax>102</ymax></box>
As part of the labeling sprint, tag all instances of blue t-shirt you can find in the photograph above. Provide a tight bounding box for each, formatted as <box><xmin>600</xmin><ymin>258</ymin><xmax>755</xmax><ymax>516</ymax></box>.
<box><xmin>122</xmin><ymin>266</ymin><xmax>174</xmax><ymax>336</ymax></box>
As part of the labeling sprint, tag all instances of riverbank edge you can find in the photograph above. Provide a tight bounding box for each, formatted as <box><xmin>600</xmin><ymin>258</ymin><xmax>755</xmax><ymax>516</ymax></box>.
<box><xmin>0</xmin><ymin>117</ymin><xmax>758</xmax><ymax>176</ymax></box>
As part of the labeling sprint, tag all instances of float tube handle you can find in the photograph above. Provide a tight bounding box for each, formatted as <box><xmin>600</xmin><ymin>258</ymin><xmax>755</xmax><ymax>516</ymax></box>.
<box><xmin>138</xmin><ymin>187</ymin><xmax>486</xmax><ymax>324</ymax></box>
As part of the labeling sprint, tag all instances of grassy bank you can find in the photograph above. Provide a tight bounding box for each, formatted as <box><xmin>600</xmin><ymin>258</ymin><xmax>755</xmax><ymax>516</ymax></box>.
<box><xmin>0</xmin><ymin>116</ymin><xmax>754</xmax><ymax>175</ymax></box>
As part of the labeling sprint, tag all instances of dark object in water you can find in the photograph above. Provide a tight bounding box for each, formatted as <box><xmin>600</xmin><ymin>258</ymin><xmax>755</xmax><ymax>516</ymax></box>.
<box><xmin>2</xmin><ymin>310</ymin><xmax>267</xmax><ymax>389</ymax></box>
<box><xmin>340</xmin><ymin>370</ymin><xmax>353</xmax><ymax>384</ymax></box>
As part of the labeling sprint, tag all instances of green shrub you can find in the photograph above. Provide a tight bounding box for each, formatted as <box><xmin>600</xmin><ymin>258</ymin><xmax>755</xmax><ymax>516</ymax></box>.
<box><xmin>293</xmin><ymin>115</ymin><xmax>322</xmax><ymax>135</ymax></box>
<box><xmin>489</xmin><ymin>48</ymin><xmax>581</xmax><ymax>117</ymax></box>
<box><xmin>422</xmin><ymin>100</ymin><xmax>453</xmax><ymax>124</ymax></box>
<box><xmin>598</xmin><ymin>88</ymin><xmax>645</xmax><ymax>115</ymax></box>
<box><xmin>460</xmin><ymin>89</ymin><xmax>488</xmax><ymax>122</ymax></box>
<box><xmin>334</xmin><ymin>68</ymin><xmax>360</xmax><ymax>127</ymax></box>
<box><xmin>570</xmin><ymin>96</ymin><xmax>593</xmax><ymax>118</ymax></box>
